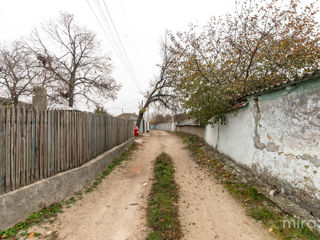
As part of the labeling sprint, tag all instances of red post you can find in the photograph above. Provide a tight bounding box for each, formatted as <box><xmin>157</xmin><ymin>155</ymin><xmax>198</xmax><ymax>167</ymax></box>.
<box><xmin>134</xmin><ymin>126</ymin><xmax>139</xmax><ymax>136</ymax></box>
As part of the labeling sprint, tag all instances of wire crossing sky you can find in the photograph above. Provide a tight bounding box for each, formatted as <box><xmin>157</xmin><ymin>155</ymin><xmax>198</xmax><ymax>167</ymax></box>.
<box><xmin>0</xmin><ymin>0</ymin><xmax>236</xmax><ymax>115</ymax></box>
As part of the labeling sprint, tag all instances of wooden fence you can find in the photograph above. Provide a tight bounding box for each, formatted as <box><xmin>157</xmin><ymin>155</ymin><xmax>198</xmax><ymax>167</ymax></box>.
<box><xmin>0</xmin><ymin>106</ymin><xmax>134</xmax><ymax>195</ymax></box>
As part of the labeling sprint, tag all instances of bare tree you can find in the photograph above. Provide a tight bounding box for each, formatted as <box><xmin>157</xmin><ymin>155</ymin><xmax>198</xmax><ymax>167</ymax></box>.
<box><xmin>136</xmin><ymin>35</ymin><xmax>177</xmax><ymax>128</ymax></box>
<box><xmin>150</xmin><ymin>114</ymin><xmax>166</xmax><ymax>125</ymax></box>
<box><xmin>169</xmin><ymin>0</ymin><xmax>320</xmax><ymax>125</ymax></box>
<box><xmin>30</xmin><ymin>12</ymin><xmax>121</xmax><ymax>107</ymax></box>
<box><xmin>0</xmin><ymin>40</ymin><xmax>41</xmax><ymax>105</ymax></box>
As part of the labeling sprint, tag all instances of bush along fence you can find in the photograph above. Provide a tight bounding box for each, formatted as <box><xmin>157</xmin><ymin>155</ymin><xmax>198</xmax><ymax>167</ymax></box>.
<box><xmin>0</xmin><ymin>106</ymin><xmax>134</xmax><ymax>195</ymax></box>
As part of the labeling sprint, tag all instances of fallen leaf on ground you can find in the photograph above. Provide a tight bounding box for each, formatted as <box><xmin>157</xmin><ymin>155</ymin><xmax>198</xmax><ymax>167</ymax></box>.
<box><xmin>28</xmin><ymin>232</ymin><xmax>36</xmax><ymax>238</ymax></box>
<box><xmin>1</xmin><ymin>233</ymin><xmax>7</xmax><ymax>239</ymax></box>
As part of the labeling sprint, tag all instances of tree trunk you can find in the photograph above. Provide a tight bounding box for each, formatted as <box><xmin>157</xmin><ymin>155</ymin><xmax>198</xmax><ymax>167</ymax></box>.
<box><xmin>68</xmin><ymin>86</ymin><xmax>74</xmax><ymax>108</ymax></box>
<box><xmin>11</xmin><ymin>94</ymin><xmax>19</xmax><ymax>106</ymax></box>
<box><xmin>68</xmin><ymin>77</ymin><xmax>75</xmax><ymax>107</ymax></box>
<box><xmin>136</xmin><ymin>110</ymin><xmax>144</xmax><ymax>129</ymax></box>
<box><xmin>136</xmin><ymin>100</ymin><xmax>151</xmax><ymax>129</ymax></box>
<box><xmin>68</xmin><ymin>95</ymin><xmax>74</xmax><ymax>108</ymax></box>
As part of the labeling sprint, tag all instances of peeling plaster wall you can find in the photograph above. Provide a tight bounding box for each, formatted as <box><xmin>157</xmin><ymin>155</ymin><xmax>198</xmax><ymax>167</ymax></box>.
<box><xmin>177</xmin><ymin>126</ymin><xmax>205</xmax><ymax>139</ymax></box>
<box><xmin>202</xmin><ymin>79</ymin><xmax>320</xmax><ymax>218</ymax></box>
<box><xmin>155</xmin><ymin>122</ymin><xmax>176</xmax><ymax>132</ymax></box>
<box><xmin>217</xmin><ymin>102</ymin><xmax>256</xmax><ymax>167</ymax></box>
<box><xmin>204</xmin><ymin>124</ymin><xmax>219</xmax><ymax>148</ymax></box>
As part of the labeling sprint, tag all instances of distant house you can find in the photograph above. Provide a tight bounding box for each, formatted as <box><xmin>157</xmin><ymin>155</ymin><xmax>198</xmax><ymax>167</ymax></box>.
<box><xmin>117</xmin><ymin>113</ymin><xmax>138</xmax><ymax>121</ymax></box>
<box><xmin>152</xmin><ymin>113</ymin><xmax>190</xmax><ymax>132</ymax></box>
<box><xmin>117</xmin><ymin>112</ymin><xmax>150</xmax><ymax>133</ymax></box>
<box><xmin>0</xmin><ymin>97</ymin><xmax>32</xmax><ymax>108</ymax></box>
<box><xmin>0</xmin><ymin>97</ymin><xmax>11</xmax><ymax>105</ymax></box>
<box><xmin>47</xmin><ymin>104</ymin><xmax>79</xmax><ymax>111</ymax></box>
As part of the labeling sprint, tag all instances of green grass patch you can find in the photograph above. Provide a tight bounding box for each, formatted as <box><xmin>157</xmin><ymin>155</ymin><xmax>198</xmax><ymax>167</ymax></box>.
<box><xmin>0</xmin><ymin>141</ymin><xmax>138</xmax><ymax>240</ymax></box>
<box><xmin>147</xmin><ymin>152</ymin><xmax>181</xmax><ymax>240</ymax></box>
<box><xmin>0</xmin><ymin>202</ymin><xmax>63</xmax><ymax>240</ymax></box>
<box><xmin>181</xmin><ymin>134</ymin><xmax>319</xmax><ymax>240</ymax></box>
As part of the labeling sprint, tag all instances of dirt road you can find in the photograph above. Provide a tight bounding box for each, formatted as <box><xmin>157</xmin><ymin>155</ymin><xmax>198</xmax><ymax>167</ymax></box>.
<box><xmin>32</xmin><ymin>131</ymin><xmax>273</xmax><ymax>240</ymax></box>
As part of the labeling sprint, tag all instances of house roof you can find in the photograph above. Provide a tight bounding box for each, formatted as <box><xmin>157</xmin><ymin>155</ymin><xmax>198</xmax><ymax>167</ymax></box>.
<box><xmin>231</xmin><ymin>70</ymin><xmax>320</xmax><ymax>111</ymax></box>
<box><xmin>47</xmin><ymin>104</ymin><xmax>82</xmax><ymax>111</ymax></box>
<box><xmin>177</xmin><ymin>70</ymin><xmax>320</xmax><ymax>127</ymax></box>
<box><xmin>0</xmin><ymin>97</ymin><xmax>32</xmax><ymax>107</ymax></box>
<box><xmin>239</xmin><ymin>70</ymin><xmax>320</xmax><ymax>100</ymax></box>
<box><xmin>0</xmin><ymin>97</ymin><xmax>11</xmax><ymax>104</ymax></box>
<box><xmin>176</xmin><ymin>118</ymin><xmax>198</xmax><ymax>127</ymax></box>
<box><xmin>117</xmin><ymin>113</ymin><xmax>138</xmax><ymax>120</ymax></box>
<box><xmin>174</xmin><ymin>113</ymin><xmax>189</xmax><ymax>123</ymax></box>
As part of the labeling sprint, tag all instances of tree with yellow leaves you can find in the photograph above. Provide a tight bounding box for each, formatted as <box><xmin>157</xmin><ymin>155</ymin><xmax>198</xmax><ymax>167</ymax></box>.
<box><xmin>169</xmin><ymin>0</ymin><xmax>320</xmax><ymax>125</ymax></box>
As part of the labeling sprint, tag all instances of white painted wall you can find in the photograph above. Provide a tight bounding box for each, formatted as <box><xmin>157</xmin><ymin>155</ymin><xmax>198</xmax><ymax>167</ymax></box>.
<box><xmin>155</xmin><ymin>122</ymin><xmax>176</xmax><ymax>132</ymax></box>
<box><xmin>217</xmin><ymin>102</ymin><xmax>257</xmax><ymax>167</ymax></box>
<box><xmin>181</xmin><ymin>80</ymin><xmax>320</xmax><ymax>217</ymax></box>
<box><xmin>138</xmin><ymin>120</ymin><xmax>150</xmax><ymax>133</ymax></box>
<box><xmin>204</xmin><ymin>124</ymin><xmax>218</xmax><ymax>148</ymax></box>
<box><xmin>177</xmin><ymin>126</ymin><xmax>205</xmax><ymax>138</ymax></box>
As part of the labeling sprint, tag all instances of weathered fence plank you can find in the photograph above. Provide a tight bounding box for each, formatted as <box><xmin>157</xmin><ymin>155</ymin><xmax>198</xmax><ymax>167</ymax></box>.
<box><xmin>47</xmin><ymin>110</ymin><xmax>51</xmax><ymax>177</ymax></box>
<box><xmin>50</xmin><ymin>111</ymin><xmax>54</xmax><ymax>176</ymax></box>
<box><xmin>10</xmin><ymin>108</ymin><xmax>16</xmax><ymax>190</ymax></box>
<box><xmin>39</xmin><ymin>111</ymin><xmax>44</xmax><ymax>180</ymax></box>
<box><xmin>43</xmin><ymin>110</ymin><xmax>47</xmax><ymax>179</ymax></box>
<box><xmin>0</xmin><ymin>107</ymin><xmax>134</xmax><ymax>194</ymax></box>
<box><xmin>26</xmin><ymin>109</ymin><xmax>31</xmax><ymax>184</ymax></box>
<box><xmin>35</xmin><ymin>110</ymin><xmax>40</xmax><ymax>181</ymax></box>
<box><xmin>57</xmin><ymin>111</ymin><xmax>61</xmax><ymax>172</ymax></box>
<box><xmin>21</xmin><ymin>108</ymin><xmax>26</xmax><ymax>187</ymax></box>
<box><xmin>31</xmin><ymin>111</ymin><xmax>36</xmax><ymax>181</ymax></box>
<box><xmin>5</xmin><ymin>108</ymin><xmax>10</xmax><ymax>192</ymax></box>
<box><xmin>0</xmin><ymin>107</ymin><xmax>5</xmax><ymax>194</ymax></box>
<box><xmin>15</xmin><ymin>108</ymin><xmax>20</xmax><ymax>189</ymax></box>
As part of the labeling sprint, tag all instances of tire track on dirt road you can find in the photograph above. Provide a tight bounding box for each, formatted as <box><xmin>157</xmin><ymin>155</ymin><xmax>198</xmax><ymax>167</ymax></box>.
<box><xmin>30</xmin><ymin>131</ymin><xmax>273</xmax><ymax>240</ymax></box>
<box><xmin>164</xmin><ymin>133</ymin><xmax>274</xmax><ymax>240</ymax></box>
<box><xmin>31</xmin><ymin>132</ymin><xmax>167</xmax><ymax>240</ymax></box>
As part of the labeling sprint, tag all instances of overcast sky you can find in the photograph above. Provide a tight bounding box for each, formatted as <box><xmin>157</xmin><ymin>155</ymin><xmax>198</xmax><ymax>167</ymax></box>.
<box><xmin>1</xmin><ymin>0</ymin><xmax>236</xmax><ymax>115</ymax></box>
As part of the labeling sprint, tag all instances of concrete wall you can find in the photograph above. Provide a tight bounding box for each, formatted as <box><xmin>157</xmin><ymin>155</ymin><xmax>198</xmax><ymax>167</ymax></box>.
<box><xmin>0</xmin><ymin>138</ymin><xmax>134</xmax><ymax>230</ymax></box>
<box><xmin>138</xmin><ymin>120</ymin><xmax>150</xmax><ymax>133</ymax></box>
<box><xmin>155</xmin><ymin>122</ymin><xmax>176</xmax><ymax>132</ymax></box>
<box><xmin>177</xmin><ymin>126</ymin><xmax>205</xmax><ymax>139</ymax></box>
<box><xmin>179</xmin><ymin>79</ymin><xmax>320</xmax><ymax>219</ymax></box>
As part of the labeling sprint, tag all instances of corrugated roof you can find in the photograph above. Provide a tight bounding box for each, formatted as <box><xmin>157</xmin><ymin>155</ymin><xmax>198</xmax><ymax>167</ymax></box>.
<box><xmin>47</xmin><ymin>104</ymin><xmax>78</xmax><ymax>111</ymax></box>
<box><xmin>0</xmin><ymin>97</ymin><xmax>32</xmax><ymax>107</ymax></box>
<box><xmin>117</xmin><ymin>113</ymin><xmax>138</xmax><ymax>120</ymax></box>
<box><xmin>176</xmin><ymin>118</ymin><xmax>198</xmax><ymax>127</ymax></box>
<box><xmin>240</xmin><ymin>70</ymin><xmax>320</xmax><ymax>99</ymax></box>
<box><xmin>177</xmin><ymin>70</ymin><xmax>320</xmax><ymax>127</ymax></box>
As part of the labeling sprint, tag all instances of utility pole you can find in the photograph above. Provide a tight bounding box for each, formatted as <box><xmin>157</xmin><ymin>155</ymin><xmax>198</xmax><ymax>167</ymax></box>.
<box><xmin>171</xmin><ymin>110</ymin><xmax>174</xmax><ymax>132</ymax></box>
<box><xmin>147</xmin><ymin>106</ymin><xmax>150</xmax><ymax>132</ymax></box>
<box><xmin>141</xmin><ymin>100</ymin><xmax>144</xmax><ymax>133</ymax></box>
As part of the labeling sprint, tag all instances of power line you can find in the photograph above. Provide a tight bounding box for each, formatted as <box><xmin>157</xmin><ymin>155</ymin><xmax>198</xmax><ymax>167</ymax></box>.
<box><xmin>106</xmin><ymin>98</ymin><xmax>140</xmax><ymax>109</ymax></box>
<box><xmin>95</xmin><ymin>0</ymin><xmax>126</xmax><ymax>63</ymax></box>
<box><xmin>87</xmin><ymin>0</ymin><xmax>130</xmax><ymax>73</ymax></box>
<box><xmin>113</xmin><ymin>0</ymin><xmax>145</xmax><ymax>84</ymax></box>
<box><xmin>115</xmin><ymin>0</ymin><xmax>135</xmax><ymax>50</ymax></box>
<box><xmin>101</xmin><ymin>0</ymin><xmax>141</xmax><ymax>91</ymax></box>
<box><xmin>94</xmin><ymin>0</ymin><xmax>139</xmax><ymax>91</ymax></box>
<box><xmin>86</xmin><ymin>0</ymin><xmax>114</xmax><ymax>49</ymax></box>
<box><xmin>86</xmin><ymin>0</ymin><xmax>142</xmax><ymax>92</ymax></box>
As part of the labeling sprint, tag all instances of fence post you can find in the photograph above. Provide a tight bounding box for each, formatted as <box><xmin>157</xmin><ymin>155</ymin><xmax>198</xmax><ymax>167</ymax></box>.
<box><xmin>0</xmin><ymin>107</ymin><xmax>135</xmax><ymax>195</ymax></box>
<box><xmin>20</xmin><ymin>108</ymin><xmax>26</xmax><ymax>187</ymax></box>
<box><xmin>26</xmin><ymin>109</ymin><xmax>31</xmax><ymax>185</ymax></box>
<box><xmin>0</xmin><ymin>107</ymin><xmax>5</xmax><ymax>194</ymax></box>
<box><xmin>32</xmin><ymin>86</ymin><xmax>47</xmax><ymax>111</ymax></box>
